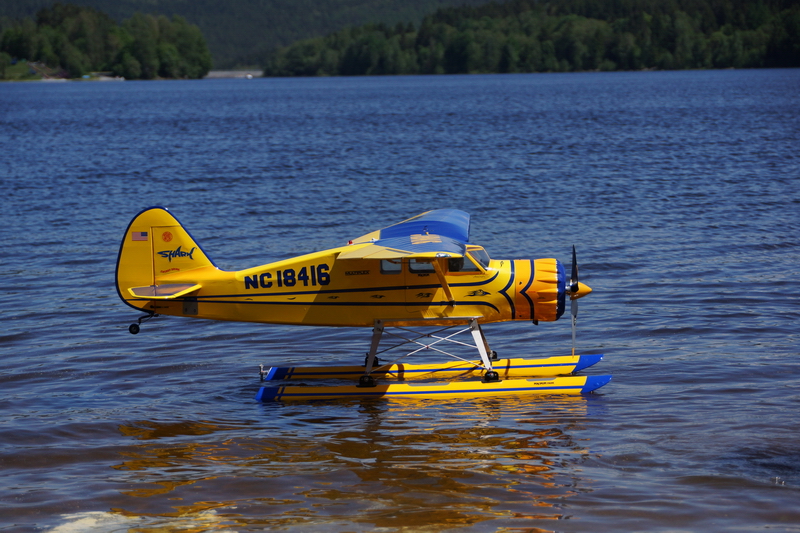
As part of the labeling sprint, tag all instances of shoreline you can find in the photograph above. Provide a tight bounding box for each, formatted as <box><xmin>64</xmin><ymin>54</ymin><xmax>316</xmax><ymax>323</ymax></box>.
<box><xmin>204</xmin><ymin>70</ymin><xmax>261</xmax><ymax>79</ymax></box>
<box><xmin>1</xmin><ymin>61</ymin><xmax>262</xmax><ymax>81</ymax></box>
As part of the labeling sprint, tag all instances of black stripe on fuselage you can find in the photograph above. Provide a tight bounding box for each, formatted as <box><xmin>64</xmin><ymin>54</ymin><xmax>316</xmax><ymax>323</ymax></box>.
<box><xmin>191</xmin><ymin>271</ymin><xmax>501</xmax><ymax>300</ymax></box>
<box><xmin>497</xmin><ymin>261</ymin><xmax>515</xmax><ymax>319</ymax></box>
<box><xmin>518</xmin><ymin>259</ymin><xmax>535</xmax><ymax>318</ymax></box>
<box><xmin>127</xmin><ymin>298</ymin><xmax>500</xmax><ymax>313</ymax></box>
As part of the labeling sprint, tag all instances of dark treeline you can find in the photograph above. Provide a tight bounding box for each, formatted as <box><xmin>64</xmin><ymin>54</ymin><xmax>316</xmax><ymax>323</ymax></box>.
<box><xmin>0</xmin><ymin>0</ymin><xmax>491</xmax><ymax>69</ymax></box>
<box><xmin>263</xmin><ymin>0</ymin><xmax>800</xmax><ymax>76</ymax></box>
<box><xmin>0</xmin><ymin>3</ymin><xmax>212</xmax><ymax>79</ymax></box>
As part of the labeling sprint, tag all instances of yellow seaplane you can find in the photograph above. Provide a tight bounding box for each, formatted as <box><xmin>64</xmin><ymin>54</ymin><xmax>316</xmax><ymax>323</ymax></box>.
<box><xmin>116</xmin><ymin>207</ymin><xmax>610</xmax><ymax>401</ymax></box>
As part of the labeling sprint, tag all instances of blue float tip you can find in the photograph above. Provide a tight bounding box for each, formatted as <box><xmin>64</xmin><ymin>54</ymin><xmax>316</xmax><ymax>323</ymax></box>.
<box><xmin>262</xmin><ymin>367</ymin><xmax>287</xmax><ymax>381</ymax></box>
<box><xmin>574</xmin><ymin>353</ymin><xmax>604</xmax><ymax>373</ymax></box>
<box><xmin>581</xmin><ymin>375</ymin><xmax>612</xmax><ymax>393</ymax></box>
<box><xmin>255</xmin><ymin>387</ymin><xmax>278</xmax><ymax>402</ymax></box>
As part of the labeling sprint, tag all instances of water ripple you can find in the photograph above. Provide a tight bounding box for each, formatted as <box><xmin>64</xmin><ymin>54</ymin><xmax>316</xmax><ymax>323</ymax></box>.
<box><xmin>1</xmin><ymin>70</ymin><xmax>799</xmax><ymax>532</ymax></box>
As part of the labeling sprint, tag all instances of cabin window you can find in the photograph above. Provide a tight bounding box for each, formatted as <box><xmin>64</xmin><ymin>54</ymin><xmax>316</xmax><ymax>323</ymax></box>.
<box><xmin>409</xmin><ymin>259</ymin><xmax>435</xmax><ymax>273</ymax></box>
<box><xmin>448</xmin><ymin>256</ymin><xmax>480</xmax><ymax>272</ymax></box>
<box><xmin>381</xmin><ymin>259</ymin><xmax>402</xmax><ymax>274</ymax></box>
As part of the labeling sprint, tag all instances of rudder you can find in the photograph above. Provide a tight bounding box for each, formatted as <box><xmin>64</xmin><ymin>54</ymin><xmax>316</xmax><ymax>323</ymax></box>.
<box><xmin>116</xmin><ymin>207</ymin><xmax>214</xmax><ymax>312</ymax></box>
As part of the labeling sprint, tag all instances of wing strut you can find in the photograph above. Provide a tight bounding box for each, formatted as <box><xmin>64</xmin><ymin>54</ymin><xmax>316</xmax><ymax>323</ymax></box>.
<box><xmin>431</xmin><ymin>258</ymin><xmax>455</xmax><ymax>306</ymax></box>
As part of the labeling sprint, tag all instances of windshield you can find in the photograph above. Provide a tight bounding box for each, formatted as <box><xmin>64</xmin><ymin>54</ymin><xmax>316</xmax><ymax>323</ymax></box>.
<box><xmin>468</xmin><ymin>248</ymin><xmax>491</xmax><ymax>269</ymax></box>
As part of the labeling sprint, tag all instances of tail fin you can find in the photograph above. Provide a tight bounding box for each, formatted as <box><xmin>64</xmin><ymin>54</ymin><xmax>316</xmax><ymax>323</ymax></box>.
<box><xmin>116</xmin><ymin>207</ymin><xmax>215</xmax><ymax>311</ymax></box>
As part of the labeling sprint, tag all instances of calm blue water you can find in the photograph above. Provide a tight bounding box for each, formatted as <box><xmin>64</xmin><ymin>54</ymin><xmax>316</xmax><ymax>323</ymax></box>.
<box><xmin>1</xmin><ymin>70</ymin><xmax>799</xmax><ymax>532</ymax></box>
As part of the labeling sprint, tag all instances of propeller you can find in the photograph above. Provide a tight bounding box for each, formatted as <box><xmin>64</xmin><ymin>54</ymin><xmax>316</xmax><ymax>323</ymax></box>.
<box><xmin>570</xmin><ymin>245</ymin><xmax>579</xmax><ymax>356</ymax></box>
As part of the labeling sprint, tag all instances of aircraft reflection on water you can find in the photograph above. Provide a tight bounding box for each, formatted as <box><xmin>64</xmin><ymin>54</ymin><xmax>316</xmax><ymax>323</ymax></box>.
<box><xmin>107</xmin><ymin>396</ymin><xmax>596</xmax><ymax>529</ymax></box>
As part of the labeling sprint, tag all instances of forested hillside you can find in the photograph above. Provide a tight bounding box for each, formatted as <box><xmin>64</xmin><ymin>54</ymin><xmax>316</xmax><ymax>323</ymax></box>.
<box><xmin>0</xmin><ymin>3</ymin><xmax>211</xmax><ymax>79</ymax></box>
<box><xmin>0</xmin><ymin>0</ymin><xmax>490</xmax><ymax>68</ymax></box>
<box><xmin>264</xmin><ymin>0</ymin><xmax>800</xmax><ymax>76</ymax></box>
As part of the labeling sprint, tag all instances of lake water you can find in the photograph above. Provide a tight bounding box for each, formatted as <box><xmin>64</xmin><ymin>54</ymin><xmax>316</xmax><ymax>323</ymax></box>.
<box><xmin>1</xmin><ymin>69</ymin><xmax>799</xmax><ymax>532</ymax></box>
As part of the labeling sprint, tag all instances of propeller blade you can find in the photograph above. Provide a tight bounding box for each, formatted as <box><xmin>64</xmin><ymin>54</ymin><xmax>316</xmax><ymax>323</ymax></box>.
<box><xmin>570</xmin><ymin>244</ymin><xmax>579</xmax><ymax>293</ymax></box>
<box><xmin>570</xmin><ymin>246</ymin><xmax>579</xmax><ymax>355</ymax></box>
<box><xmin>571</xmin><ymin>297</ymin><xmax>578</xmax><ymax>356</ymax></box>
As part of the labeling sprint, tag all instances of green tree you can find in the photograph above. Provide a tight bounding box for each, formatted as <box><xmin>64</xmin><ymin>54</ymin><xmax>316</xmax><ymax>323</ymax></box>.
<box><xmin>123</xmin><ymin>13</ymin><xmax>159</xmax><ymax>79</ymax></box>
<box><xmin>157</xmin><ymin>41</ymin><xmax>181</xmax><ymax>77</ymax></box>
<box><xmin>499</xmin><ymin>38</ymin><xmax>520</xmax><ymax>72</ymax></box>
<box><xmin>540</xmin><ymin>39</ymin><xmax>558</xmax><ymax>71</ymax></box>
<box><xmin>261</xmin><ymin>0</ymin><xmax>800</xmax><ymax>77</ymax></box>
<box><xmin>555</xmin><ymin>18</ymin><xmax>589</xmax><ymax>71</ymax></box>
<box><xmin>114</xmin><ymin>51</ymin><xmax>141</xmax><ymax>79</ymax></box>
<box><xmin>341</xmin><ymin>31</ymin><xmax>386</xmax><ymax>75</ymax></box>
<box><xmin>168</xmin><ymin>15</ymin><xmax>212</xmax><ymax>78</ymax></box>
<box><xmin>0</xmin><ymin>50</ymin><xmax>10</xmax><ymax>78</ymax></box>
<box><xmin>765</xmin><ymin>6</ymin><xmax>800</xmax><ymax>67</ymax></box>
<box><xmin>1</xmin><ymin>18</ymin><xmax>37</xmax><ymax>60</ymax></box>
<box><xmin>1</xmin><ymin>4</ymin><xmax>211</xmax><ymax>79</ymax></box>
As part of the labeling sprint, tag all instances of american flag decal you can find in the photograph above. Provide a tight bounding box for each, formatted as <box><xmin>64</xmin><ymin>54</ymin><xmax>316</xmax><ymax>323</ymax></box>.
<box><xmin>410</xmin><ymin>234</ymin><xmax>442</xmax><ymax>245</ymax></box>
<box><xmin>131</xmin><ymin>231</ymin><xmax>149</xmax><ymax>241</ymax></box>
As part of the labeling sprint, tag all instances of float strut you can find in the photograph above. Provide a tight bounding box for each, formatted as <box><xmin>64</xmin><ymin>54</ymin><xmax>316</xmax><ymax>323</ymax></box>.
<box><xmin>470</xmin><ymin>319</ymin><xmax>499</xmax><ymax>382</ymax></box>
<box><xmin>359</xmin><ymin>319</ymin><xmax>384</xmax><ymax>387</ymax></box>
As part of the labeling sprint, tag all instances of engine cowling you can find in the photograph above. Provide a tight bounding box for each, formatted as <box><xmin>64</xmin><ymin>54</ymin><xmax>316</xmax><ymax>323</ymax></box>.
<box><xmin>513</xmin><ymin>258</ymin><xmax>568</xmax><ymax>323</ymax></box>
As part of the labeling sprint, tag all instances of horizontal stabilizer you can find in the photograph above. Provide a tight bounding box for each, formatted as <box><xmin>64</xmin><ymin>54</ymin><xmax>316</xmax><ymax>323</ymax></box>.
<box><xmin>128</xmin><ymin>283</ymin><xmax>201</xmax><ymax>299</ymax></box>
